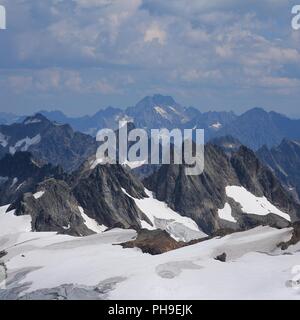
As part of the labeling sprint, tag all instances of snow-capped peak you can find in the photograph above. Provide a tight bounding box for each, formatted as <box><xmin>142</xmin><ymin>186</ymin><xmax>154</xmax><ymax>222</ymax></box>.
<box><xmin>209</xmin><ymin>122</ymin><xmax>222</xmax><ymax>130</ymax></box>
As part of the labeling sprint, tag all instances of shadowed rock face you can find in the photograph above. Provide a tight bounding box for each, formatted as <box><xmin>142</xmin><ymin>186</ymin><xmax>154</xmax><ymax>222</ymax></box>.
<box><xmin>213</xmin><ymin>108</ymin><xmax>300</xmax><ymax>150</ymax></box>
<box><xmin>5</xmin><ymin>161</ymin><xmax>154</xmax><ymax>236</ymax></box>
<box><xmin>0</xmin><ymin>152</ymin><xmax>65</xmax><ymax>207</ymax></box>
<box><xmin>11</xmin><ymin>179</ymin><xmax>93</xmax><ymax>236</ymax></box>
<box><xmin>0</xmin><ymin>114</ymin><xmax>98</xmax><ymax>172</ymax></box>
<box><xmin>279</xmin><ymin>222</ymin><xmax>300</xmax><ymax>250</ymax></box>
<box><xmin>144</xmin><ymin>144</ymin><xmax>300</xmax><ymax>235</ymax></box>
<box><xmin>231</xmin><ymin>146</ymin><xmax>300</xmax><ymax>226</ymax></box>
<box><xmin>72</xmin><ymin>164</ymin><xmax>151</xmax><ymax>230</ymax></box>
<box><xmin>257</xmin><ymin>139</ymin><xmax>300</xmax><ymax>202</ymax></box>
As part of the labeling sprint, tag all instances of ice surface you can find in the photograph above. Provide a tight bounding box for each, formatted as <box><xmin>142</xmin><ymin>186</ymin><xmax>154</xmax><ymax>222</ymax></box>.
<box><xmin>0</xmin><ymin>223</ymin><xmax>299</xmax><ymax>300</ymax></box>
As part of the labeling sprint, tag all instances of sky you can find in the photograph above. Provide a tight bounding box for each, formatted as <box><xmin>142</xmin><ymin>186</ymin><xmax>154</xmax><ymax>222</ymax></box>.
<box><xmin>0</xmin><ymin>0</ymin><xmax>300</xmax><ymax>117</ymax></box>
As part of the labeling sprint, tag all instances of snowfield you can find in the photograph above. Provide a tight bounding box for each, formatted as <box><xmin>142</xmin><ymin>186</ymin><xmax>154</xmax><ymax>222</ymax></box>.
<box><xmin>226</xmin><ymin>186</ymin><xmax>291</xmax><ymax>221</ymax></box>
<box><xmin>1</xmin><ymin>204</ymin><xmax>300</xmax><ymax>300</ymax></box>
<box><xmin>122</xmin><ymin>188</ymin><xmax>207</xmax><ymax>242</ymax></box>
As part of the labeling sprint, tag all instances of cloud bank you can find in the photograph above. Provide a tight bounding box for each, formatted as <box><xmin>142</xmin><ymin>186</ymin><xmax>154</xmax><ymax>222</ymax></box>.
<box><xmin>0</xmin><ymin>0</ymin><xmax>299</xmax><ymax>116</ymax></box>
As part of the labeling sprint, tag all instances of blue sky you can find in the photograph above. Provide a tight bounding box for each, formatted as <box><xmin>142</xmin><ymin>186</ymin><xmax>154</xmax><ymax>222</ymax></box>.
<box><xmin>0</xmin><ymin>0</ymin><xmax>300</xmax><ymax>117</ymax></box>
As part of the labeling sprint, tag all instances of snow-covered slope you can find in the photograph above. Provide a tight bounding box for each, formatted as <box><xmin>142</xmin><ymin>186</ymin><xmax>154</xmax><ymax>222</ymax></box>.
<box><xmin>0</xmin><ymin>215</ymin><xmax>299</xmax><ymax>300</ymax></box>
<box><xmin>218</xmin><ymin>203</ymin><xmax>237</xmax><ymax>223</ymax></box>
<box><xmin>0</xmin><ymin>205</ymin><xmax>31</xmax><ymax>236</ymax></box>
<box><xmin>78</xmin><ymin>207</ymin><xmax>107</xmax><ymax>233</ymax></box>
<box><xmin>122</xmin><ymin>188</ymin><xmax>207</xmax><ymax>242</ymax></box>
<box><xmin>226</xmin><ymin>186</ymin><xmax>291</xmax><ymax>222</ymax></box>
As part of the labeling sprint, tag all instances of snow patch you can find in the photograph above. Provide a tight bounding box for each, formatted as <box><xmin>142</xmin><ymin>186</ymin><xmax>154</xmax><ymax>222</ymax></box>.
<box><xmin>0</xmin><ymin>132</ymin><xmax>8</xmax><ymax>147</ymax></box>
<box><xmin>115</xmin><ymin>114</ymin><xmax>134</xmax><ymax>124</ymax></box>
<box><xmin>209</xmin><ymin>122</ymin><xmax>222</xmax><ymax>130</ymax></box>
<box><xmin>24</xmin><ymin>118</ymin><xmax>42</xmax><ymax>125</ymax></box>
<box><xmin>218</xmin><ymin>203</ymin><xmax>237</xmax><ymax>223</ymax></box>
<box><xmin>122</xmin><ymin>160</ymin><xmax>146</xmax><ymax>169</ymax></box>
<box><xmin>10</xmin><ymin>177</ymin><xmax>18</xmax><ymax>188</ymax></box>
<box><xmin>226</xmin><ymin>186</ymin><xmax>291</xmax><ymax>222</ymax></box>
<box><xmin>154</xmin><ymin>106</ymin><xmax>169</xmax><ymax>119</ymax></box>
<box><xmin>122</xmin><ymin>188</ymin><xmax>207</xmax><ymax>242</ymax></box>
<box><xmin>292</xmin><ymin>140</ymin><xmax>300</xmax><ymax>147</ymax></box>
<box><xmin>78</xmin><ymin>206</ymin><xmax>107</xmax><ymax>234</ymax></box>
<box><xmin>33</xmin><ymin>191</ymin><xmax>45</xmax><ymax>200</ymax></box>
<box><xmin>9</xmin><ymin>134</ymin><xmax>41</xmax><ymax>155</ymax></box>
<box><xmin>0</xmin><ymin>205</ymin><xmax>32</xmax><ymax>235</ymax></box>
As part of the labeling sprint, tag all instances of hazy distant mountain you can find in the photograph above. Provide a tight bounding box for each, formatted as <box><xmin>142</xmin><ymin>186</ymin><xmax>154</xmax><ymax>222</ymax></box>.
<box><xmin>257</xmin><ymin>139</ymin><xmax>300</xmax><ymax>201</ymax></box>
<box><xmin>6</xmin><ymin>95</ymin><xmax>300</xmax><ymax>155</ymax></box>
<box><xmin>41</xmin><ymin>94</ymin><xmax>195</xmax><ymax>134</ymax></box>
<box><xmin>210</xmin><ymin>135</ymin><xmax>242</xmax><ymax>155</ymax></box>
<box><xmin>126</xmin><ymin>94</ymin><xmax>192</xmax><ymax>129</ymax></box>
<box><xmin>0</xmin><ymin>112</ymin><xmax>24</xmax><ymax>125</ymax></box>
<box><xmin>186</xmin><ymin>111</ymin><xmax>237</xmax><ymax>140</ymax></box>
<box><xmin>38</xmin><ymin>95</ymin><xmax>237</xmax><ymax>139</ymax></box>
<box><xmin>37</xmin><ymin>96</ymin><xmax>300</xmax><ymax>151</ymax></box>
<box><xmin>40</xmin><ymin>107</ymin><xmax>125</xmax><ymax>136</ymax></box>
<box><xmin>214</xmin><ymin>108</ymin><xmax>300</xmax><ymax>150</ymax></box>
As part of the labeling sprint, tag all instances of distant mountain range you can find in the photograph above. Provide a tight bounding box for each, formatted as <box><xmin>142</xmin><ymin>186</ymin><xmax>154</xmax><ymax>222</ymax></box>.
<box><xmin>0</xmin><ymin>94</ymin><xmax>300</xmax><ymax>239</ymax></box>
<box><xmin>3</xmin><ymin>94</ymin><xmax>300</xmax><ymax>151</ymax></box>
<box><xmin>1</xmin><ymin>97</ymin><xmax>300</xmax><ymax>300</ymax></box>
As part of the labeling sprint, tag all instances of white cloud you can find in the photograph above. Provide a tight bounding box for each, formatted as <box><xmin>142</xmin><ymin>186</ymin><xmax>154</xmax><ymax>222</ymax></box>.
<box><xmin>1</xmin><ymin>0</ymin><xmax>300</xmax><ymax>114</ymax></box>
<box><xmin>144</xmin><ymin>23</ymin><xmax>167</xmax><ymax>45</ymax></box>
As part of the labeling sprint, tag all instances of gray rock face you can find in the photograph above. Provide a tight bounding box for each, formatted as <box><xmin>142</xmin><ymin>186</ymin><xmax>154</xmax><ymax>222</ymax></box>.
<box><xmin>0</xmin><ymin>114</ymin><xmax>98</xmax><ymax>172</ymax></box>
<box><xmin>0</xmin><ymin>152</ymin><xmax>64</xmax><ymax>207</ymax></box>
<box><xmin>144</xmin><ymin>144</ymin><xmax>300</xmax><ymax>235</ymax></box>
<box><xmin>126</xmin><ymin>94</ymin><xmax>191</xmax><ymax>130</ymax></box>
<box><xmin>2</xmin><ymin>140</ymin><xmax>299</xmax><ymax>240</ymax></box>
<box><xmin>257</xmin><ymin>139</ymin><xmax>300</xmax><ymax>201</ymax></box>
<box><xmin>3</xmin><ymin>156</ymin><xmax>154</xmax><ymax>235</ymax></box>
<box><xmin>72</xmin><ymin>164</ymin><xmax>151</xmax><ymax>229</ymax></box>
<box><xmin>231</xmin><ymin>146</ymin><xmax>299</xmax><ymax>222</ymax></box>
<box><xmin>11</xmin><ymin>179</ymin><xmax>93</xmax><ymax>236</ymax></box>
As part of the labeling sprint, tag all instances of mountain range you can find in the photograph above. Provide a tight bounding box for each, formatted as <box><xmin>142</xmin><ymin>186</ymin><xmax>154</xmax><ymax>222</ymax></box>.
<box><xmin>1</xmin><ymin>94</ymin><xmax>300</xmax><ymax>300</ymax></box>
<box><xmin>4</xmin><ymin>95</ymin><xmax>300</xmax><ymax>152</ymax></box>
<box><xmin>0</xmin><ymin>113</ymin><xmax>98</xmax><ymax>172</ymax></box>
<box><xmin>39</xmin><ymin>95</ymin><xmax>300</xmax><ymax>150</ymax></box>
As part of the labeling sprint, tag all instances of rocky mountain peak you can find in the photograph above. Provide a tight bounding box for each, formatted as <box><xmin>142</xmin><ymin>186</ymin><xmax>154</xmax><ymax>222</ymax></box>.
<box><xmin>136</xmin><ymin>94</ymin><xmax>177</xmax><ymax>109</ymax></box>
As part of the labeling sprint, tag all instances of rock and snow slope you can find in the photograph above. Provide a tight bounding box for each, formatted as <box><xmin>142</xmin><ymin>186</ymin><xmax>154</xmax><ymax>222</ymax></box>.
<box><xmin>122</xmin><ymin>188</ymin><xmax>207</xmax><ymax>242</ymax></box>
<box><xmin>0</xmin><ymin>211</ymin><xmax>300</xmax><ymax>300</ymax></box>
<box><xmin>226</xmin><ymin>186</ymin><xmax>291</xmax><ymax>222</ymax></box>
